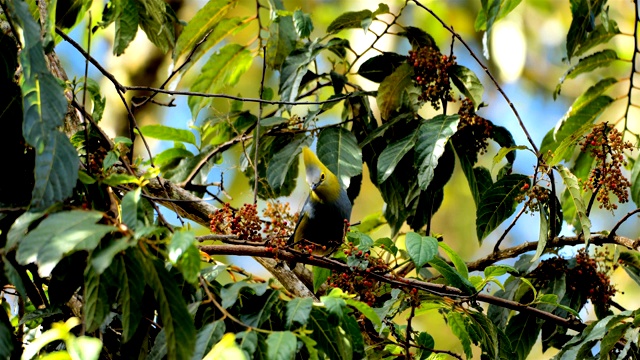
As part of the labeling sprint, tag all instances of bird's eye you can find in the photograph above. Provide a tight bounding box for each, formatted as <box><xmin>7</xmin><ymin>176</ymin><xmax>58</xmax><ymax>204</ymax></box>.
<box><xmin>320</xmin><ymin>173</ymin><xmax>325</xmax><ymax>181</ymax></box>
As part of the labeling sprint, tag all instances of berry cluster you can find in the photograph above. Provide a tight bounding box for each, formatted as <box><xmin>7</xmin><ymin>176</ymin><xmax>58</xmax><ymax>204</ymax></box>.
<box><xmin>209</xmin><ymin>203</ymin><xmax>262</xmax><ymax>242</ymax></box>
<box><xmin>327</xmin><ymin>242</ymin><xmax>390</xmax><ymax>306</ymax></box>
<box><xmin>579</xmin><ymin>123</ymin><xmax>633</xmax><ymax>210</ymax></box>
<box><xmin>408</xmin><ymin>46</ymin><xmax>455</xmax><ymax>110</ymax></box>
<box><xmin>455</xmin><ymin>98</ymin><xmax>493</xmax><ymax>157</ymax></box>
<box><xmin>520</xmin><ymin>183</ymin><xmax>551</xmax><ymax>213</ymax></box>
<box><xmin>530</xmin><ymin>248</ymin><xmax>617</xmax><ymax>311</ymax></box>
<box><xmin>263</xmin><ymin>201</ymin><xmax>297</xmax><ymax>248</ymax></box>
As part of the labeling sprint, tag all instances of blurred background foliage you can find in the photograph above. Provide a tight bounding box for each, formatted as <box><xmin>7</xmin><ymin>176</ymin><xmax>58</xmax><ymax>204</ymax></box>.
<box><xmin>51</xmin><ymin>0</ymin><xmax>640</xmax><ymax>358</ymax></box>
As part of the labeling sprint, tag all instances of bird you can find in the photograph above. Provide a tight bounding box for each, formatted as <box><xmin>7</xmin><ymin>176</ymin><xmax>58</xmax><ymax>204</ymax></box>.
<box><xmin>288</xmin><ymin>147</ymin><xmax>352</xmax><ymax>258</ymax></box>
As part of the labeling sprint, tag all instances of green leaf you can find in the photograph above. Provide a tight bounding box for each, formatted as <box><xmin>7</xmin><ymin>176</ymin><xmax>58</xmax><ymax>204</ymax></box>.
<box><xmin>266</xmin><ymin>15</ymin><xmax>297</xmax><ymax>69</ymax></box>
<box><xmin>376</xmin><ymin>63</ymin><xmax>419</xmax><ymax>119</ymax></box>
<box><xmin>0</xmin><ymin>308</ymin><xmax>13</xmax><ymax>359</ymax></box>
<box><xmin>376</xmin><ymin>131</ymin><xmax>418</xmax><ymax>184</ymax></box>
<box><xmin>169</xmin><ymin>230</ymin><xmax>200</xmax><ymax>285</ymax></box>
<box><xmin>285</xmin><ymin>297</ymin><xmax>313</xmax><ymax>329</ymax></box>
<box><xmin>91</xmin><ymin>237</ymin><xmax>135</xmax><ymax>274</ymax></box>
<box><xmin>84</xmin><ymin>262</ymin><xmax>115</xmax><ymax>332</ymax></box>
<box><xmin>121</xmin><ymin>187</ymin><xmax>142</xmax><ymax>230</ymax></box>
<box><xmin>447</xmin><ymin>312</ymin><xmax>472</xmax><ymax>359</ymax></box>
<box><xmin>3</xmin><ymin>257</ymin><xmax>27</xmax><ymax>302</ymax></box>
<box><xmin>600</xmin><ymin>322</ymin><xmax>631</xmax><ymax>358</ymax></box>
<box><xmin>505</xmin><ymin>311</ymin><xmax>541</xmax><ymax>360</ymax></box>
<box><xmin>267</xmin><ymin>135</ymin><xmax>311</xmax><ymax>190</ymax></box>
<box><xmin>267</xmin><ymin>331</ymin><xmax>297</xmax><ymax>360</ymax></box>
<box><xmin>557</xmin><ymin>165</ymin><xmax>591</xmax><ymax>243</ymax></box>
<box><xmin>6</xmin><ymin>211</ymin><xmax>46</xmax><ymax>250</ymax></box>
<box><xmin>429</xmin><ymin>257</ymin><xmax>475</xmax><ymax>295</ymax></box>
<box><xmin>102</xmin><ymin>173</ymin><xmax>139</xmax><ymax>187</ymax></box>
<box><xmin>193</xmin><ymin>321</ymin><xmax>225</xmax><ymax>360</ymax></box>
<box><xmin>279</xmin><ymin>42</ymin><xmax>324</xmax><ymax>104</ymax></box>
<box><xmin>449</xmin><ymin>65</ymin><xmax>484</xmax><ymax>109</ymax></box>
<box><xmin>112</xmin><ymin>0</ymin><xmax>139</xmax><ymax>55</ymax></box>
<box><xmin>189</xmin><ymin>44</ymin><xmax>253</xmax><ymax>118</ymax></box>
<box><xmin>136</xmin><ymin>0</ymin><xmax>176</xmax><ymax>53</ymax></box>
<box><xmin>357</xmin><ymin>52</ymin><xmax>407</xmax><ymax>83</ymax></box>
<box><xmin>220</xmin><ymin>281</ymin><xmax>268</xmax><ymax>309</ymax></box>
<box><xmin>476</xmin><ymin>174</ymin><xmax>529</xmax><ymax>242</ymax></box>
<box><xmin>397</xmin><ymin>26</ymin><xmax>438</xmax><ymax>49</ymax></box>
<box><xmin>317</xmin><ymin>127</ymin><xmax>363</xmax><ymax>187</ymax></box>
<box><xmin>531</xmin><ymin>205</ymin><xmax>549</xmax><ymax>263</ymax></box>
<box><xmin>139</xmin><ymin>124</ymin><xmax>197</xmax><ymax>145</ymax></box>
<box><xmin>557</xmin><ymin>49</ymin><xmax>618</xmax><ymax>93</ymax></box>
<box><xmin>438</xmin><ymin>242</ymin><xmax>469</xmax><ymax>279</ymax></box>
<box><xmin>565</xmin><ymin>0</ymin><xmax>605</xmax><ymax>60</ymax></box>
<box><xmin>344</xmin><ymin>298</ymin><xmax>382</xmax><ymax>329</ymax></box>
<box><xmin>155</xmin><ymin>147</ymin><xmax>195</xmax><ymax>168</ymax></box>
<box><xmin>327</xmin><ymin>9</ymin><xmax>373</xmax><ymax>34</ymax></box>
<box><xmin>493</xmin><ymin>146</ymin><xmax>528</xmax><ymax>169</ymax></box>
<box><xmin>630</xmin><ymin>154</ymin><xmax>640</xmax><ymax>207</ymax></box>
<box><xmin>574</xmin><ymin>21</ymin><xmax>620</xmax><ymax>58</ymax></box>
<box><xmin>308</xmin><ymin>308</ymin><xmax>351</xmax><ymax>359</ymax></box>
<box><xmin>173</xmin><ymin>0</ymin><xmax>238</xmax><ymax>62</ymax></box>
<box><xmin>16</xmin><ymin>210</ymin><xmax>114</xmax><ymax>277</ymax></box>
<box><xmin>475</xmin><ymin>0</ymin><xmax>523</xmax><ymax>32</ymax></box>
<box><xmin>312</xmin><ymin>266</ymin><xmax>331</xmax><ymax>293</ymax></box>
<box><xmin>144</xmin><ymin>256</ymin><xmax>196</xmax><ymax>360</ymax></box>
<box><xmin>293</xmin><ymin>9</ymin><xmax>313</xmax><ymax>38</ymax></box>
<box><xmin>31</xmin><ymin>135</ymin><xmax>78</xmax><ymax>210</ymax></box>
<box><xmin>415</xmin><ymin>115</ymin><xmax>460</xmax><ymax>190</ymax></box>
<box><xmin>405</xmin><ymin>232</ymin><xmax>438</xmax><ymax>268</ymax></box>
<box><xmin>117</xmin><ymin>250</ymin><xmax>145</xmax><ymax>343</ymax></box>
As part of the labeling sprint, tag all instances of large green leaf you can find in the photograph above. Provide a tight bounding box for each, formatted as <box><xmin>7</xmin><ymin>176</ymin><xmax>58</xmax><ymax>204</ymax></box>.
<box><xmin>267</xmin><ymin>135</ymin><xmax>311</xmax><ymax>190</ymax></box>
<box><xmin>474</xmin><ymin>0</ymin><xmax>523</xmax><ymax>32</ymax></box>
<box><xmin>267</xmin><ymin>331</ymin><xmax>297</xmax><ymax>360</ymax></box>
<box><xmin>376</xmin><ymin>63</ymin><xmax>419</xmax><ymax>119</ymax></box>
<box><xmin>505</xmin><ymin>311</ymin><xmax>541</xmax><ymax>360</ymax></box>
<box><xmin>168</xmin><ymin>230</ymin><xmax>200</xmax><ymax>285</ymax></box>
<box><xmin>16</xmin><ymin>210</ymin><xmax>114</xmax><ymax>277</ymax></box>
<box><xmin>557</xmin><ymin>165</ymin><xmax>591</xmax><ymax>243</ymax></box>
<box><xmin>139</xmin><ymin>124</ymin><xmax>197</xmax><ymax>145</ymax></box>
<box><xmin>449</xmin><ymin>65</ymin><xmax>484</xmax><ymax>109</ymax></box>
<box><xmin>136</xmin><ymin>0</ymin><xmax>176</xmax><ymax>53</ymax></box>
<box><xmin>415</xmin><ymin>115</ymin><xmax>460</xmax><ymax>190</ymax></box>
<box><xmin>405</xmin><ymin>232</ymin><xmax>438</xmax><ymax>269</ymax></box>
<box><xmin>376</xmin><ymin>130</ymin><xmax>418</xmax><ymax>184</ymax></box>
<box><xmin>357</xmin><ymin>52</ymin><xmax>407</xmax><ymax>83</ymax></box>
<box><xmin>327</xmin><ymin>9</ymin><xmax>373</xmax><ymax>34</ymax></box>
<box><xmin>144</xmin><ymin>256</ymin><xmax>196</xmax><ymax>360</ymax></box>
<box><xmin>189</xmin><ymin>44</ymin><xmax>253</xmax><ymax>118</ymax></box>
<box><xmin>30</xmin><ymin>132</ymin><xmax>79</xmax><ymax>210</ymax></box>
<box><xmin>429</xmin><ymin>257</ymin><xmax>475</xmax><ymax>295</ymax></box>
<box><xmin>113</xmin><ymin>0</ymin><xmax>139</xmax><ymax>56</ymax></box>
<box><xmin>317</xmin><ymin>127</ymin><xmax>363</xmax><ymax>188</ymax></box>
<box><xmin>476</xmin><ymin>174</ymin><xmax>529</xmax><ymax>242</ymax></box>
<box><xmin>84</xmin><ymin>262</ymin><xmax>117</xmax><ymax>332</ymax></box>
<box><xmin>0</xmin><ymin>308</ymin><xmax>14</xmax><ymax>359</ymax></box>
<box><xmin>192</xmin><ymin>321</ymin><xmax>225</xmax><ymax>360</ymax></box>
<box><xmin>173</xmin><ymin>0</ymin><xmax>238</xmax><ymax>62</ymax></box>
<box><xmin>631</xmin><ymin>155</ymin><xmax>640</xmax><ymax>207</ymax></box>
<box><xmin>266</xmin><ymin>15</ymin><xmax>297</xmax><ymax>69</ymax></box>
<box><xmin>308</xmin><ymin>308</ymin><xmax>351</xmax><ymax>360</ymax></box>
<box><xmin>293</xmin><ymin>9</ymin><xmax>313</xmax><ymax>38</ymax></box>
<box><xmin>557</xmin><ymin>49</ymin><xmax>618</xmax><ymax>94</ymax></box>
<box><xmin>447</xmin><ymin>311</ymin><xmax>473</xmax><ymax>358</ymax></box>
<box><xmin>573</xmin><ymin>21</ymin><xmax>620</xmax><ymax>58</ymax></box>
<box><xmin>279</xmin><ymin>42</ymin><xmax>324</xmax><ymax>104</ymax></box>
<box><xmin>565</xmin><ymin>0</ymin><xmax>606</xmax><ymax>60</ymax></box>
<box><xmin>117</xmin><ymin>250</ymin><xmax>145</xmax><ymax>343</ymax></box>
<box><xmin>285</xmin><ymin>298</ymin><xmax>313</xmax><ymax>329</ymax></box>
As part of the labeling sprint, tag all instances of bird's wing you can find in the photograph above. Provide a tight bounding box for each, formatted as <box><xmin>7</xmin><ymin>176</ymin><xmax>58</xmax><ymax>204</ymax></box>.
<box><xmin>287</xmin><ymin>195</ymin><xmax>311</xmax><ymax>245</ymax></box>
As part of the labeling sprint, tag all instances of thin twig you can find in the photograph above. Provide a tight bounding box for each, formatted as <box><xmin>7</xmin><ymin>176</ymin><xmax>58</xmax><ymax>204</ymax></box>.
<box><xmin>609</xmin><ymin>208</ymin><xmax>640</xmax><ymax>237</ymax></box>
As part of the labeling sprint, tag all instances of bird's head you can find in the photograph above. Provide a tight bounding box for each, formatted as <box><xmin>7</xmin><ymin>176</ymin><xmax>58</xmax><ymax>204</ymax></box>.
<box><xmin>302</xmin><ymin>147</ymin><xmax>342</xmax><ymax>203</ymax></box>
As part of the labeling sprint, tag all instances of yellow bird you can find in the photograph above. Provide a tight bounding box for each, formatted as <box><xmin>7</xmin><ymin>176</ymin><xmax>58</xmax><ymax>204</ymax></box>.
<box><xmin>288</xmin><ymin>147</ymin><xmax>352</xmax><ymax>256</ymax></box>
